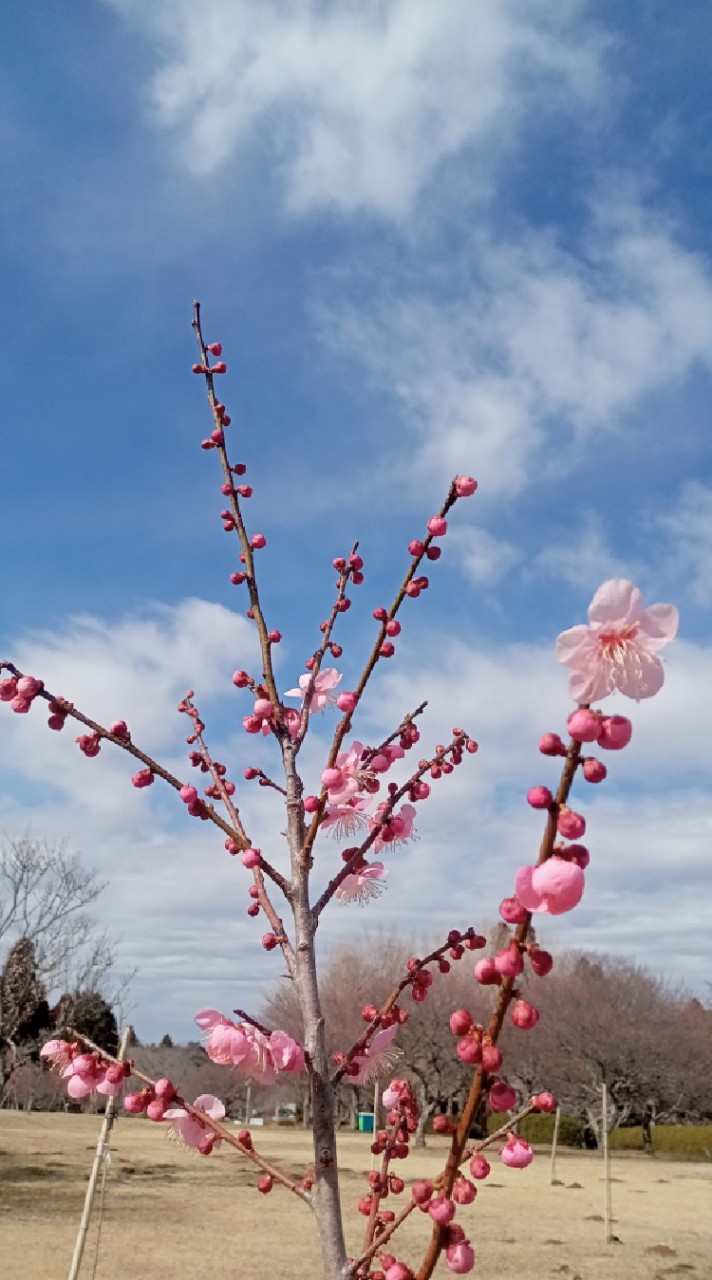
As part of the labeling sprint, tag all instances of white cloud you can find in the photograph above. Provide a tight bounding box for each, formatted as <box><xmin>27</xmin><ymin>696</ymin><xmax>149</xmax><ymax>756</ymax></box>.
<box><xmin>322</xmin><ymin>207</ymin><xmax>712</xmax><ymax>499</ymax></box>
<box><xmin>104</xmin><ymin>0</ymin><xmax>605</xmax><ymax>218</ymax></box>
<box><xmin>659</xmin><ymin>481</ymin><xmax>712</xmax><ymax>605</ymax></box>
<box><xmin>449</xmin><ymin>526</ymin><xmax>521</xmax><ymax>586</ymax></box>
<box><xmin>1</xmin><ymin>600</ymin><xmax>706</xmax><ymax>1039</ymax></box>
<box><xmin>533</xmin><ymin>514</ymin><xmax>631</xmax><ymax>588</ymax></box>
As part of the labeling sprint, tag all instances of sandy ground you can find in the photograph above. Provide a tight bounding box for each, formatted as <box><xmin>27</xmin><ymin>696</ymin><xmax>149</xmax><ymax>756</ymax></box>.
<box><xmin>0</xmin><ymin>1112</ymin><xmax>710</xmax><ymax>1280</ymax></box>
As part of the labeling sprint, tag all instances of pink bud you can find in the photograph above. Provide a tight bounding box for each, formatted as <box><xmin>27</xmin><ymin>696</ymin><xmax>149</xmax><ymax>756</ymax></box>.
<box><xmin>109</xmin><ymin>719</ymin><xmax>131</xmax><ymax>741</ymax></box>
<box><xmin>560</xmin><ymin>842</ymin><xmax>590</xmax><ymax>869</ymax></box>
<box><xmin>456</xmin><ymin>1037</ymin><xmax>482</xmax><ymax>1065</ymax></box>
<box><xmin>131</xmin><ymin>769</ymin><xmax>154</xmax><ymax>789</ymax></box>
<box><xmin>533</xmin><ymin>1091</ymin><xmax>556</xmax><ymax>1112</ymax></box>
<box><xmin>445</xmin><ymin>1242</ymin><xmax>476</xmax><ymax>1274</ymax></box>
<box><xmin>411</xmin><ymin>1179</ymin><xmax>433</xmax><ymax>1204</ymax></box>
<box><xmin>232</xmin><ymin>670</ymin><xmax>250</xmax><ymax>687</ymax></box>
<box><xmin>493</xmin><ymin>945</ymin><xmax>524</xmax><ymax>978</ymax></box>
<box><xmin>123</xmin><ymin>1092</ymin><xmax>146</xmax><ymax>1115</ymax></box>
<box><xmin>268</xmin><ymin>630</ymin><xmax>282</xmax><ymax>644</ymax></box>
<box><xmin>384</xmin><ymin>1265</ymin><xmax>413</xmax><ymax>1280</ymax></box>
<box><xmin>567</xmin><ymin>708</ymin><xmax>602</xmax><ymax>742</ymax></box>
<box><xmin>449</xmin><ymin>1009</ymin><xmax>473</xmax><ymax>1036</ymax></box>
<box><xmin>527</xmin><ymin>785</ymin><xmax>553</xmax><ymax>809</ymax></box>
<box><xmin>0</xmin><ymin>678</ymin><xmax>18</xmax><ymax>701</ymax></box>
<box><xmin>582</xmin><ymin>757</ymin><xmax>607</xmax><ymax>783</ymax></box>
<box><xmin>529</xmin><ymin>948</ymin><xmax>554</xmax><ymax>976</ymax></box>
<box><xmin>180</xmin><ymin>785</ymin><xmax>199</xmax><ymax>805</ymax></box>
<box><xmin>501</xmin><ymin>1134</ymin><xmax>534</xmax><ymax>1168</ymax></box>
<box><xmin>499</xmin><ymin>896</ymin><xmax>528</xmax><ymax>925</ymax></box>
<box><xmin>250</xmin><ymin>534</ymin><xmax>266</xmax><ymax>549</ymax></box>
<box><xmin>211</xmin><ymin>361</ymin><xmax>227</xmax><ymax>374</ymax></box>
<box><xmin>336</xmin><ymin>691</ymin><xmax>357</xmax><ymax>715</ymax></box>
<box><xmin>154</xmin><ymin>1078</ymin><xmax>176</xmax><ymax>1101</ymax></box>
<box><xmin>380</xmin><ymin>642</ymin><xmax>395</xmax><ymax>658</ymax></box>
<box><xmin>10</xmin><ymin>696</ymin><xmax>32</xmax><ymax>713</ymax></box>
<box><xmin>489</xmin><ymin>1080</ymin><xmax>516</xmax><ymax>1112</ymax></box>
<box><xmin>321</xmin><ymin>766</ymin><xmax>344</xmax><ymax>790</ymax></box>
<box><xmin>539</xmin><ymin>732</ymin><xmax>566</xmax><ymax>756</ymax></box>
<box><xmin>468</xmin><ymin>1153</ymin><xmax>490</xmax><ymax>1180</ymax></box>
<box><xmin>408</xmin><ymin>541</ymin><xmax>425</xmax><ymax>557</ymax></box>
<box><xmin>15</xmin><ymin>675</ymin><xmax>43</xmax><ymax>698</ymax></box>
<box><xmin>304</xmin><ymin>795</ymin><xmax>320</xmax><ymax>813</ymax></box>
<box><xmin>241</xmin><ymin>847</ymin><xmax>261</xmax><ymax>869</ymax></box>
<box><xmin>597</xmin><ymin>715</ymin><xmax>633</xmax><ymax>750</ymax></box>
<box><xmin>454</xmin><ymin>475</ymin><xmax>478</xmax><ymax>497</ymax></box>
<box><xmin>428</xmin><ymin>1195</ymin><xmax>455</xmax><ymax>1225</ymax></box>
<box><xmin>510</xmin><ymin>999</ymin><xmax>540</xmax><ymax>1030</ymax></box>
<box><xmin>452</xmin><ymin>1176</ymin><xmax>477</xmax><ymax>1205</ymax></box>
<box><xmin>146</xmin><ymin>1099</ymin><xmax>166</xmax><ymax>1122</ymax></box>
<box><xmin>262</xmin><ymin>933</ymin><xmax>278</xmax><ymax>951</ymax></box>
<box><xmin>474</xmin><ymin>957</ymin><xmax>501</xmax><ymax>986</ymax></box>
<box><xmin>481</xmin><ymin>1044</ymin><xmax>502</xmax><ymax>1072</ymax></box>
<box><xmin>253</xmin><ymin>697</ymin><xmax>274</xmax><ymax>720</ymax></box>
<box><xmin>557</xmin><ymin>807</ymin><xmax>586</xmax><ymax>839</ymax></box>
<box><xmin>427</xmin><ymin>516</ymin><xmax>447</xmax><ymax>537</ymax></box>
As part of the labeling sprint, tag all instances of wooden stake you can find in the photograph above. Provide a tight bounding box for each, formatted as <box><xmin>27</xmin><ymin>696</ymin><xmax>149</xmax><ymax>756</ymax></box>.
<box><xmin>602</xmin><ymin>1082</ymin><xmax>612</xmax><ymax>1244</ymax></box>
<box><xmin>66</xmin><ymin>1027</ymin><xmax>131</xmax><ymax>1280</ymax></box>
<box><xmin>549</xmin><ymin>1104</ymin><xmax>561</xmax><ymax>1184</ymax></box>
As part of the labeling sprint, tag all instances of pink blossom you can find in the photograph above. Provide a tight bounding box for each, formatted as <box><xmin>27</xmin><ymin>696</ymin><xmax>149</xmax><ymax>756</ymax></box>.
<box><xmin>284</xmin><ymin>667</ymin><xmax>342</xmax><ymax>712</ymax></box>
<box><xmin>335</xmin><ymin>861</ymin><xmax>387</xmax><ymax>905</ymax></box>
<box><xmin>269</xmin><ymin>1030</ymin><xmax>305</xmax><ymax>1073</ymax></box>
<box><xmin>500</xmin><ymin>1134</ymin><xmax>534</xmax><ymax>1168</ymax></box>
<box><xmin>40</xmin><ymin>1039</ymin><xmax>73</xmax><ymax>1067</ymax></box>
<box><xmin>164</xmin><ymin>1093</ymin><xmax>225</xmax><ymax>1150</ymax></box>
<box><xmin>321</xmin><ymin>796</ymin><xmax>369</xmax><ymax>840</ymax></box>
<box><xmin>556</xmin><ymin>579</ymin><xmax>678</xmax><ymax>702</ymax></box>
<box><xmin>351</xmin><ymin>1024</ymin><xmax>401</xmax><ymax>1085</ymax></box>
<box><xmin>194</xmin><ymin>1009</ymin><xmax>304</xmax><ymax>1082</ymax></box>
<box><xmin>515</xmin><ymin>856</ymin><xmax>584</xmax><ymax>915</ymax></box>
<box><xmin>489</xmin><ymin>1080</ymin><xmax>516</xmax><ymax>1112</ymax></box>
<box><xmin>371</xmin><ymin>803</ymin><xmax>417</xmax><ymax>854</ymax></box>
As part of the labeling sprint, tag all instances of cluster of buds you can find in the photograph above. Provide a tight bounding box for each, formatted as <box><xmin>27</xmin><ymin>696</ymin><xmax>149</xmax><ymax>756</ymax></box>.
<box><xmin>124</xmin><ymin>1076</ymin><xmax>177</xmax><ymax>1120</ymax></box>
<box><xmin>0</xmin><ymin>671</ymin><xmax>44</xmax><ymax>715</ymax></box>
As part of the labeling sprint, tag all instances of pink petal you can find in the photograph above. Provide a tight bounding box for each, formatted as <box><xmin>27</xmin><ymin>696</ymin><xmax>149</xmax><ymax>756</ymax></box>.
<box><xmin>618</xmin><ymin>647</ymin><xmax>665</xmax><ymax>700</ymax></box>
<box><xmin>567</xmin><ymin>658</ymin><xmax>614</xmax><ymax>704</ymax></box>
<box><xmin>555</xmin><ymin>624</ymin><xmax>595</xmax><ymax>665</ymax></box>
<box><xmin>514</xmin><ymin>865</ymin><xmax>543</xmax><ymax>912</ymax></box>
<box><xmin>194</xmin><ymin>1008</ymin><xmax>228</xmax><ymax>1032</ymax></box>
<box><xmin>637</xmin><ymin>603</ymin><xmax>679</xmax><ymax>650</ymax></box>
<box><xmin>193</xmin><ymin>1094</ymin><xmax>226</xmax><ymax>1120</ymax></box>
<box><xmin>587</xmin><ymin>580</ymin><xmax>641</xmax><ymax>628</ymax></box>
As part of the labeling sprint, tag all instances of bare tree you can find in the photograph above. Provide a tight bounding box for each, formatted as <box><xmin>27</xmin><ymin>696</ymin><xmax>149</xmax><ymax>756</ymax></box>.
<box><xmin>0</xmin><ymin>835</ymin><xmax>126</xmax><ymax>1094</ymax></box>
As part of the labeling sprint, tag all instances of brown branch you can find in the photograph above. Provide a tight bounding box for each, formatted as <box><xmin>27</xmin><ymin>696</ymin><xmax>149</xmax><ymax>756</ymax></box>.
<box><xmin>302</xmin><ymin>482</ymin><xmax>462</xmax><ymax>861</ymax></box>
<box><xmin>66</xmin><ymin>1028</ymin><xmax>310</xmax><ymax>1203</ymax></box>
<box><xmin>414</xmin><ymin>736</ymin><xmax>584</xmax><ymax>1280</ymax></box>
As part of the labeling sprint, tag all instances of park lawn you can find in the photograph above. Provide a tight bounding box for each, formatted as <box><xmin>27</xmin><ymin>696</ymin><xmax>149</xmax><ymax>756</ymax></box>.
<box><xmin>0</xmin><ymin>1112</ymin><xmax>710</xmax><ymax>1280</ymax></box>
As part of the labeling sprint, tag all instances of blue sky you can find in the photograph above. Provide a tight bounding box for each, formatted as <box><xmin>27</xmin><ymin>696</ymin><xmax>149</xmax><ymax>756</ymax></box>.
<box><xmin>1</xmin><ymin>1</ymin><xmax>711</xmax><ymax>1041</ymax></box>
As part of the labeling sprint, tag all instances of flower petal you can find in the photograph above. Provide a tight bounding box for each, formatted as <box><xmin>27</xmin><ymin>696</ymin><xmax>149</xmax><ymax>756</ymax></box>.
<box><xmin>513</xmin><ymin>866</ymin><xmax>542</xmax><ymax>912</ymax></box>
<box><xmin>618</xmin><ymin>647</ymin><xmax>665</xmax><ymax>700</ymax></box>
<box><xmin>555</xmin><ymin>625</ymin><xmax>594</xmax><ymax>666</ymax></box>
<box><xmin>637</xmin><ymin>603</ymin><xmax>679</xmax><ymax>650</ymax></box>
<box><xmin>587</xmin><ymin>580</ymin><xmax>641</xmax><ymax>628</ymax></box>
<box><xmin>194</xmin><ymin>1008</ymin><xmax>228</xmax><ymax>1032</ymax></box>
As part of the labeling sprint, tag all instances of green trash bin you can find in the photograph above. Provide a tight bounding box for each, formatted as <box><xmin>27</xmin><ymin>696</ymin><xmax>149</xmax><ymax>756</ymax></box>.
<box><xmin>357</xmin><ymin>1112</ymin><xmax>375</xmax><ymax>1133</ymax></box>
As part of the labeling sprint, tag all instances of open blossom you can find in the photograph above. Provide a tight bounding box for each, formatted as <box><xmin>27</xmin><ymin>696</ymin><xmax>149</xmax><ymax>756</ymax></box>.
<box><xmin>284</xmin><ymin>667</ymin><xmax>342</xmax><ymax>712</ymax></box>
<box><xmin>351</xmin><ymin>1024</ymin><xmax>401</xmax><ymax>1085</ymax></box>
<box><xmin>194</xmin><ymin>1009</ymin><xmax>304</xmax><ymax>1082</ymax></box>
<box><xmin>335</xmin><ymin>861</ymin><xmax>387</xmax><ymax>905</ymax></box>
<box><xmin>321</xmin><ymin>795</ymin><xmax>370</xmax><ymax>840</ymax></box>
<box><xmin>371</xmin><ymin>803</ymin><xmax>417</xmax><ymax>854</ymax></box>
<box><xmin>164</xmin><ymin>1093</ymin><xmax>225</xmax><ymax>1150</ymax></box>
<box><xmin>556</xmin><ymin>579</ymin><xmax>678</xmax><ymax>702</ymax></box>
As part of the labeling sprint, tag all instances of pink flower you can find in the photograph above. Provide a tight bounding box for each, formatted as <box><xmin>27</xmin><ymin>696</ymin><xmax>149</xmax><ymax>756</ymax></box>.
<box><xmin>556</xmin><ymin>579</ymin><xmax>678</xmax><ymax>702</ymax></box>
<box><xmin>194</xmin><ymin>1009</ymin><xmax>304</xmax><ymax>1082</ymax></box>
<box><xmin>269</xmin><ymin>1030</ymin><xmax>305</xmax><ymax>1073</ymax></box>
<box><xmin>351</xmin><ymin>1024</ymin><xmax>401</xmax><ymax>1085</ymax></box>
<box><xmin>284</xmin><ymin>667</ymin><xmax>342</xmax><ymax>712</ymax></box>
<box><xmin>371</xmin><ymin>803</ymin><xmax>417</xmax><ymax>854</ymax></box>
<box><xmin>40</xmin><ymin>1039</ymin><xmax>73</xmax><ymax>1068</ymax></box>
<box><xmin>164</xmin><ymin>1093</ymin><xmax>225</xmax><ymax>1150</ymax></box>
<box><xmin>321</xmin><ymin>796</ymin><xmax>370</xmax><ymax>840</ymax></box>
<box><xmin>335</xmin><ymin>862</ymin><xmax>387</xmax><ymax>905</ymax></box>
<box><xmin>515</xmin><ymin>857</ymin><xmax>584</xmax><ymax>915</ymax></box>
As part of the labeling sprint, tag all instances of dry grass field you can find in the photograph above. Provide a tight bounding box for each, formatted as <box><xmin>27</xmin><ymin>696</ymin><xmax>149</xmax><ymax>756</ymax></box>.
<box><xmin>1</xmin><ymin>1112</ymin><xmax>710</xmax><ymax>1280</ymax></box>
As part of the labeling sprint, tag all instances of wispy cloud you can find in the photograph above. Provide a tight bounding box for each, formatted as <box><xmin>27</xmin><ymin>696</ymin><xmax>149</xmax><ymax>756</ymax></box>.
<box><xmin>104</xmin><ymin>0</ymin><xmax>606</xmax><ymax>218</ymax></box>
<box><xmin>659</xmin><ymin>481</ymin><xmax>712</xmax><ymax>605</ymax></box>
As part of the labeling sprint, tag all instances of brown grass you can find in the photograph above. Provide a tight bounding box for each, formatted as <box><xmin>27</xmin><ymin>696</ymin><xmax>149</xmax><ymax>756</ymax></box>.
<box><xmin>1</xmin><ymin>1112</ymin><xmax>711</xmax><ymax>1280</ymax></box>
